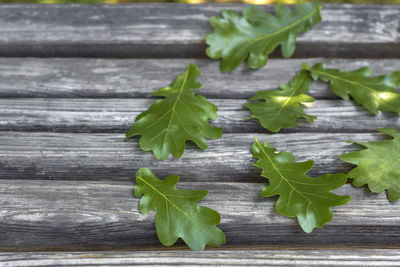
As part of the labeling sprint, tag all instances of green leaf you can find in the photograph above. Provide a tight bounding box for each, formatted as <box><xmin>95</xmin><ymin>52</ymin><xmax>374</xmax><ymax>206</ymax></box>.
<box><xmin>134</xmin><ymin>168</ymin><xmax>225</xmax><ymax>250</ymax></box>
<box><xmin>125</xmin><ymin>64</ymin><xmax>222</xmax><ymax>160</ymax></box>
<box><xmin>206</xmin><ymin>3</ymin><xmax>322</xmax><ymax>72</ymax></box>
<box><xmin>252</xmin><ymin>138</ymin><xmax>350</xmax><ymax>233</ymax></box>
<box><xmin>340</xmin><ymin>128</ymin><xmax>400</xmax><ymax>201</ymax></box>
<box><xmin>244</xmin><ymin>70</ymin><xmax>315</xmax><ymax>133</ymax></box>
<box><xmin>303</xmin><ymin>62</ymin><xmax>400</xmax><ymax>114</ymax></box>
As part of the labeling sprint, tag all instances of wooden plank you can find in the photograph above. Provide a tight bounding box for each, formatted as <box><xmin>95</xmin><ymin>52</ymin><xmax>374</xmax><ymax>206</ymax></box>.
<box><xmin>0</xmin><ymin>132</ymin><xmax>390</xmax><ymax>182</ymax></box>
<box><xmin>1</xmin><ymin>98</ymin><xmax>399</xmax><ymax>133</ymax></box>
<box><xmin>0</xmin><ymin>179</ymin><xmax>399</xmax><ymax>250</ymax></box>
<box><xmin>2</xmin><ymin>249</ymin><xmax>400</xmax><ymax>266</ymax></box>
<box><xmin>0</xmin><ymin>4</ymin><xmax>399</xmax><ymax>58</ymax></box>
<box><xmin>0</xmin><ymin>58</ymin><xmax>399</xmax><ymax>99</ymax></box>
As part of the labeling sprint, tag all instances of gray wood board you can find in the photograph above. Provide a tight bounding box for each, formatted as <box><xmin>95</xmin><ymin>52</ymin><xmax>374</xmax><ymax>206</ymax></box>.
<box><xmin>0</xmin><ymin>132</ymin><xmax>391</xmax><ymax>182</ymax></box>
<box><xmin>0</xmin><ymin>58</ymin><xmax>399</xmax><ymax>99</ymax></box>
<box><xmin>1</xmin><ymin>98</ymin><xmax>399</xmax><ymax>133</ymax></box>
<box><xmin>2</xmin><ymin>249</ymin><xmax>400</xmax><ymax>266</ymax></box>
<box><xmin>0</xmin><ymin>4</ymin><xmax>399</xmax><ymax>58</ymax></box>
<box><xmin>0</xmin><ymin>180</ymin><xmax>399</xmax><ymax>250</ymax></box>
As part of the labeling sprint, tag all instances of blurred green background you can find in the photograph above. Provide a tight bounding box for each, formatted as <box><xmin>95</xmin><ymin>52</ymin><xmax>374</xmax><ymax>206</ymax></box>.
<box><xmin>0</xmin><ymin>0</ymin><xmax>397</xmax><ymax>4</ymax></box>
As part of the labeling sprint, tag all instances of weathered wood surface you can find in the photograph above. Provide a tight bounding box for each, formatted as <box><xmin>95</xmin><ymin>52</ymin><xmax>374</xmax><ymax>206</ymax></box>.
<box><xmin>1</xmin><ymin>98</ymin><xmax>399</xmax><ymax>133</ymax></box>
<box><xmin>0</xmin><ymin>3</ymin><xmax>400</xmax><ymax>263</ymax></box>
<box><xmin>0</xmin><ymin>58</ymin><xmax>399</xmax><ymax>99</ymax></box>
<box><xmin>0</xmin><ymin>180</ymin><xmax>399</xmax><ymax>250</ymax></box>
<box><xmin>0</xmin><ymin>4</ymin><xmax>399</xmax><ymax>58</ymax></box>
<box><xmin>2</xmin><ymin>249</ymin><xmax>400</xmax><ymax>266</ymax></box>
<box><xmin>0</xmin><ymin>132</ymin><xmax>390</xmax><ymax>182</ymax></box>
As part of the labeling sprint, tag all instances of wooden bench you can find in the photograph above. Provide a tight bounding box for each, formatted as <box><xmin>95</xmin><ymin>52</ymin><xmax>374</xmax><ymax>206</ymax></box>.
<box><xmin>0</xmin><ymin>3</ymin><xmax>400</xmax><ymax>266</ymax></box>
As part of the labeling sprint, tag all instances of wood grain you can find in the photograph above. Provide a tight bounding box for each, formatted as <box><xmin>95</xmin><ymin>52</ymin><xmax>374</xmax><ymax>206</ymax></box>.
<box><xmin>0</xmin><ymin>58</ymin><xmax>399</xmax><ymax>99</ymax></box>
<box><xmin>0</xmin><ymin>4</ymin><xmax>399</xmax><ymax>58</ymax></box>
<box><xmin>0</xmin><ymin>132</ymin><xmax>391</xmax><ymax>182</ymax></box>
<box><xmin>2</xmin><ymin>249</ymin><xmax>400</xmax><ymax>266</ymax></box>
<box><xmin>1</xmin><ymin>4</ymin><xmax>399</xmax><ymax>258</ymax></box>
<box><xmin>0</xmin><ymin>180</ymin><xmax>399</xmax><ymax>250</ymax></box>
<box><xmin>1</xmin><ymin>98</ymin><xmax>399</xmax><ymax>133</ymax></box>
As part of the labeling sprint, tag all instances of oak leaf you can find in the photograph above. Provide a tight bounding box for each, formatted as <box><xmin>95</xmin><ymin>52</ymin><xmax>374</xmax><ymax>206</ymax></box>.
<box><xmin>206</xmin><ymin>3</ymin><xmax>322</xmax><ymax>71</ymax></box>
<box><xmin>135</xmin><ymin>168</ymin><xmax>225</xmax><ymax>250</ymax></box>
<box><xmin>252</xmin><ymin>138</ymin><xmax>350</xmax><ymax>233</ymax></box>
<box><xmin>125</xmin><ymin>64</ymin><xmax>222</xmax><ymax>160</ymax></box>
<box><xmin>340</xmin><ymin>128</ymin><xmax>400</xmax><ymax>201</ymax></box>
<box><xmin>303</xmin><ymin>62</ymin><xmax>400</xmax><ymax>114</ymax></box>
<box><xmin>244</xmin><ymin>70</ymin><xmax>315</xmax><ymax>132</ymax></box>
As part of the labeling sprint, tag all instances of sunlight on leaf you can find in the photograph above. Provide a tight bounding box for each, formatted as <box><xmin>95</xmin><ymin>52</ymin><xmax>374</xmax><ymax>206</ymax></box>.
<box><xmin>340</xmin><ymin>128</ymin><xmax>400</xmax><ymax>202</ymax></box>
